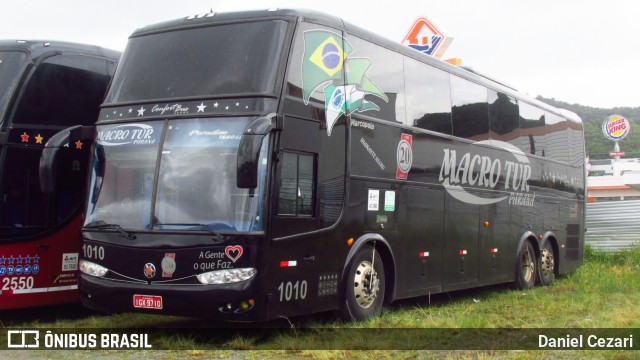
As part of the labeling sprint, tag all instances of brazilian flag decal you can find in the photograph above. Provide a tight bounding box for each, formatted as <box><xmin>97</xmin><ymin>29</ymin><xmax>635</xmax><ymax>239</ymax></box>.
<box><xmin>302</xmin><ymin>30</ymin><xmax>387</xmax><ymax>136</ymax></box>
<box><xmin>302</xmin><ymin>30</ymin><xmax>350</xmax><ymax>101</ymax></box>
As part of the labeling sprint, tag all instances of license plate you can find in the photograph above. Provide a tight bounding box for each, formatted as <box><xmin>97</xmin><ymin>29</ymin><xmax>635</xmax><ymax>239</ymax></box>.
<box><xmin>133</xmin><ymin>294</ymin><xmax>163</xmax><ymax>309</ymax></box>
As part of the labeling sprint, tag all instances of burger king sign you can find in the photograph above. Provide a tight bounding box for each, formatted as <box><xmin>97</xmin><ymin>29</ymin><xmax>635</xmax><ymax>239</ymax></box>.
<box><xmin>602</xmin><ymin>115</ymin><xmax>630</xmax><ymax>141</ymax></box>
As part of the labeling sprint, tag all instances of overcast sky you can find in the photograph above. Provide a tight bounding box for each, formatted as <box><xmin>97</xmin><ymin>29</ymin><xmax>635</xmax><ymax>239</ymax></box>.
<box><xmin>2</xmin><ymin>0</ymin><xmax>639</xmax><ymax>109</ymax></box>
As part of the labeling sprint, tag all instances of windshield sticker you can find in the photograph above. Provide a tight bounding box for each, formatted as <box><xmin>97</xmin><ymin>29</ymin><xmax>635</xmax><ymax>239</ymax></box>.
<box><xmin>188</xmin><ymin>129</ymin><xmax>241</xmax><ymax>141</ymax></box>
<box><xmin>97</xmin><ymin>123</ymin><xmax>158</xmax><ymax>146</ymax></box>
<box><xmin>439</xmin><ymin>140</ymin><xmax>535</xmax><ymax>206</ymax></box>
<box><xmin>302</xmin><ymin>30</ymin><xmax>388</xmax><ymax>136</ymax></box>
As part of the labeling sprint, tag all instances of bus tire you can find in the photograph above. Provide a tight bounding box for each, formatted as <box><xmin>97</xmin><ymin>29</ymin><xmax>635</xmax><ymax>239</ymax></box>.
<box><xmin>342</xmin><ymin>245</ymin><xmax>385</xmax><ymax>321</ymax></box>
<box><xmin>538</xmin><ymin>239</ymin><xmax>555</xmax><ymax>286</ymax></box>
<box><xmin>515</xmin><ymin>240</ymin><xmax>536</xmax><ymax>290</ymax></box>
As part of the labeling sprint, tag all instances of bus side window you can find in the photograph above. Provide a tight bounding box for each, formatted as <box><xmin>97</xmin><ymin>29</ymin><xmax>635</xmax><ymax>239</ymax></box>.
<box><xmin>518</xmin><ymin>102</ymin><xmax>546</xmax><ymax>156</ymax></box>
<box><xmin>545</xmin><ymin>112</ymin><xmax>570</xmax><ymax>163</ymax></box>
<box><xmin>488</xmin><ymin>90</ymin><xmax>519</xmax><ymax>145</ymax></box>
<box><xmin>277</xmin><ymin>151</ymin><xmax>316</xmax><ymax>217</ymax></box>
<box><xmin>344</xmin><ymin>35</ymin><xmax>405</xmax><ymax>124</ymax></box>
<box><xmin>404</xmin><ymin>56</ymin><xmax>452</xmax><ymax>134</ymax></box>
<box><xmin>450</xmin><ymin>75</ymin><xmax>489</xmax><ymax>141</ymax></box>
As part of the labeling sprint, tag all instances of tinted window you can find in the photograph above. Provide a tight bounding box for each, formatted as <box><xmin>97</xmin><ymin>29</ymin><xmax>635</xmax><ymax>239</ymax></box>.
<box><xmin>519</xmin><ymin>102</ymin><xmax>546</xmax><ymax>156</ymax></box>
<box><xmin>107</xmin><ymin>20</ymin><xmax>288</xmax><ymax>103</ymax></box>
<box><xmin>13</xmin><ymin>55</ymin><xmax>112</xmax><ymax>127</ymax></box>
<box><xmin>568</xmin><ymin>121</ymin><xmax>584</xmax><ymax>166</ymax></box>
<box><xmin>404</xmin><ymin>57</ymin><xmax>452</xmax><ymax>134</ymax></box>
<box><xmin>0</xmin><ymin>147</ymin><xmax>47</xmax><ymax>238</ymax></box>
<box><xmin>278</xmin><ymin>152</ymin><xmax>315</xmax><ymax>216</ymax></box>
<box><xmin>488</xmin><ymin>90</ymin><xmax>518</xmax><ymax>143</ymax></box>
<box><xmin>0</xmin><ymin>51</ymin><xmax>28</xmax><ymax>126</ymax></box>
<box><xmin>345</xmin><ymin>36</ymin><xmax>405</xmax><ymax>123</ymax></box>
<box><xmin>545</xmin><ymin>112</ymin><xmax>569</xmax><ymax>163</ymax></box>
<box><xmin>450</xmin><ymin>76</ymin><xmax>488</xmax><ymax>140</ymax></box>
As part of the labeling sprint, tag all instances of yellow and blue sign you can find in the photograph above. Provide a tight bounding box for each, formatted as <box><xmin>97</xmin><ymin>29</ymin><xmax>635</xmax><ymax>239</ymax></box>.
<box><xmin>602</xmin><ymin>115</ymin><xmax>630</xmax><ymax>141</ymax></box>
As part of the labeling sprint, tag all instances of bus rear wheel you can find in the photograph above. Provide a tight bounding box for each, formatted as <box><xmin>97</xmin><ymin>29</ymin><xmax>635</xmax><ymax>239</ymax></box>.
<box><xmin>342</xmin><ymin>245</ymin><xmax>385</xmax><ymax>321</ymax></box>
<box><xmin>538</xmin><ymin>240</ymin><xmax>555</xmax><ymax>286</ymax></box>
<box><xmin>515</xmin><ymin>241</ymin><xmax>537</xmax><ymax>290</ymax></box>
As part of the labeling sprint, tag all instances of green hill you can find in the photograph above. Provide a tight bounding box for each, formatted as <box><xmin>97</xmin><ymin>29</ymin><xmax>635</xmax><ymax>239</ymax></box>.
<box><xmin>536</xmin><ymin>96</ymin><xmax>640</xmax><ymax>159</ymax></box>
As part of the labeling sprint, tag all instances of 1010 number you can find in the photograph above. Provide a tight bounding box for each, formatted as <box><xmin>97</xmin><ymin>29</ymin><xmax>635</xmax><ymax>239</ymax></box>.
<box><xmin>277</xmin><ymin>280</ymin><xmax>308</xmax><ymax>302</ymax></box>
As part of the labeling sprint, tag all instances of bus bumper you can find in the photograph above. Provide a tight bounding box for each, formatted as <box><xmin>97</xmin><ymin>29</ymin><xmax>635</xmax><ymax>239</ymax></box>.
<box><xmin>79</xmin><ymin>273</ymin><xmax>265</xmax><ymax>321</ymax></box>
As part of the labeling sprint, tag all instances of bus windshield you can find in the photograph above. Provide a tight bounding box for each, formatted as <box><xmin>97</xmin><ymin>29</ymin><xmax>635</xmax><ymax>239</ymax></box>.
<box><xmin>105</xmin><ymin>20</ymin><xmax>288</xmax><ymax>103</ymax></box>
<box><xmin>0</xmin><ymin>51</ymin><xmax>28</xmax><ymax>124</ymax></box>
<box><xmin>85</xmin><ymin>117</ymin><xmax>267</xmax><ymax>232</ymax></box>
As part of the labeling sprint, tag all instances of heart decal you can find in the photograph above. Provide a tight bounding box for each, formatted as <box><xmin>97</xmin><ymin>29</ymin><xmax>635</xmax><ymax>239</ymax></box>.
<box><xmin>225</xmin><ymin>245</ymin><xmax>243</xmax><ymax>263</ymax></box>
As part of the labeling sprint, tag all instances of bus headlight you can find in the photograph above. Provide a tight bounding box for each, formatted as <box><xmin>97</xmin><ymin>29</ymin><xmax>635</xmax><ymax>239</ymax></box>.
<box><xmin>196</xmin><ymin>268</ymin><xmax>256</xmax><ymax>284</ymax></box>
<box><xmin>79</xmin><ymin>259</ymin><xmax>108</xmax><ymax>277</ymax></box>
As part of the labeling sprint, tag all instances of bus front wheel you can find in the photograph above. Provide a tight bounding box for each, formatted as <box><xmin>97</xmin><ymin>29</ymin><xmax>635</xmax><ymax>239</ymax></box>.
<box><xmin>515</xmin><ymin>241</ymin><xmax>537</xmax><ymax>290</ymax></box>
<box><xmin>342</xmin><ymin>245</ymin><xmax>385</xmax><ymax>321</ymax></box>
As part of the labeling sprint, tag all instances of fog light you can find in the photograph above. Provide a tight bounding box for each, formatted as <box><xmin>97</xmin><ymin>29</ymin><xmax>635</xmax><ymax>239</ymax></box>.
<box><xmin>79</xmin><ymin>260</ymin><xmax>108</xmax><ymax>277</ymax></box>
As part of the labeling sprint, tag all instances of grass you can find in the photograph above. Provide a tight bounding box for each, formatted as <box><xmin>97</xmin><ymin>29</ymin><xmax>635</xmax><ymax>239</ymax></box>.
<box><xmin>1</xmin><ymin>245</ymin><xmax>639</xmax><ymax>359</ymax></box>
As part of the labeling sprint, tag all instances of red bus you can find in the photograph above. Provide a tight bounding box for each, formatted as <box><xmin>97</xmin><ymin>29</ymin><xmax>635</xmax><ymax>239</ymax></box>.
<box><xmin>0</xmin><ymin>40</ymin><xmax>118</xmax><ymax>309</ymax></box>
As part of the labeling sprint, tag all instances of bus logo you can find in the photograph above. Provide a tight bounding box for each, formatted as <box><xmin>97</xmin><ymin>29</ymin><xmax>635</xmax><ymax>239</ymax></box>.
<box><xmin>143</xmin><ymin>263</ymin><xmax>156</xmax><ymax>278</ymax></box>
<box><xmin>97</xmin><ymin>124</ymin><xmax>156</xmax><ymax>146</ymax></box>
<box><xmin>439</xmin><ymin>140</ymin><xmax>533</xmax><ymax>206</ymax></box>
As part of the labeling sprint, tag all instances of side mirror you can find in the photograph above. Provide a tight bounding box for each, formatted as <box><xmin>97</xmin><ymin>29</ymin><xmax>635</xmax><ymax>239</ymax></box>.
<box><xmin>237</xmin><ymin>114</ymin><xmax>277</xmax><ymax>189</ymax></box>
<box><xmin>40</xmin><ymin>125</ymin><xmax>94</xmax><ymax>194</ymax></box>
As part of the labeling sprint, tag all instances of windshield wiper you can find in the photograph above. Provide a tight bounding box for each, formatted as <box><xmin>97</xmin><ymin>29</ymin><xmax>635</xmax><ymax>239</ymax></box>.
<box><xmin>84</xmin><ymin>222</ymin><xmax>137</xmax><ymax>240</ymax></box>
<box><xmin>156</xmin><ymin>223</ymin><xmax>227</xmax><ymax>244</ymax></box>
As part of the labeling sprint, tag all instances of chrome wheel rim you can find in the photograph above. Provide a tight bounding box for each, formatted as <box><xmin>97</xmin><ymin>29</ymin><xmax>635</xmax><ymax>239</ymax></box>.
<box><xmin>353</xmin><ymin>260</ymin><xmax>379</xmax><ymax>309</ymax></box>
<box><xmin>540</xmin><ymin>247</ymin><xmax>555</xmax><ymax>279</ymax></box>
<box><xmin>521</xmin><ymin>246</ymin><xmax>535</xmax><ymax>283</ymax></box>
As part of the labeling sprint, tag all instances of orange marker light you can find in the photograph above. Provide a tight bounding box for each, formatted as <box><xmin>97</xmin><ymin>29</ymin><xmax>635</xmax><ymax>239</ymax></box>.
<box><xmin>483</xmin><ymin>221</ymin><xmax>490</xmax><ymax>227</ymax></box>
<box><xmin>347</xmin><ymin>238</ymin><xmax>354</xmax><ymax>247</ymax></box>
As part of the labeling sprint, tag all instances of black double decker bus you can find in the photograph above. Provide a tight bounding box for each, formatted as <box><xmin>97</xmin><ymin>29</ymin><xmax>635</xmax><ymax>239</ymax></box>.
<box><xmin>45</xmin><ymin>9</ymin><xmax>584</xmax><ymax>321</ymax></box>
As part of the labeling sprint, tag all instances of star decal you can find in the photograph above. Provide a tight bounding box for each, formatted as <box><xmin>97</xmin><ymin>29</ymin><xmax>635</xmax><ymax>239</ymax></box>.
<box><xmin>8</xmin><ymin>256</ymin><xmax>14</xmax><ymax>264</ymax></box>
<box><xmin>25</xmin><ymin>255</ymin><xmax>31</xmax><ymax>264</ymax></box>
<box><xmin>33</xmin><ymin>255</ymin><xmax>40</xmax><ymax>263</ymax></box>
<box><xmin>137</xmin><ymin>106</ymin><xmax>146</xmax><ymax>116</ymax></box>
<box><xmin>75</xmin><ymin>140</ymin><xmax>83</xmax><ymax>149</ymax></box>
<box><xmin>197</xmin><ymin>102</ymin><xmax>207</xmax><ymax>113</ymax></box>
<box><xmin>213</xmin><ymin>102</ymin><xmax>219</xmax><ymax>108</ymax></box>
<box><xmin>35</xmin><ymin>134</ymin><xmax>44</xmax><ymax>144</ymax></box>
<box><xmin>20</xmin><ymin>132</ymin><xmax>29</xmax><ymax>142</ymax></box>
<box><xmin>16</xmin><ymin>255</ymin><xmax>23</xmax><ymax>264</ymax></box>
<box><xmin>0</xmin><ymin>255</ymin><xmax>5</xmax><ymax>265</ymax></box>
